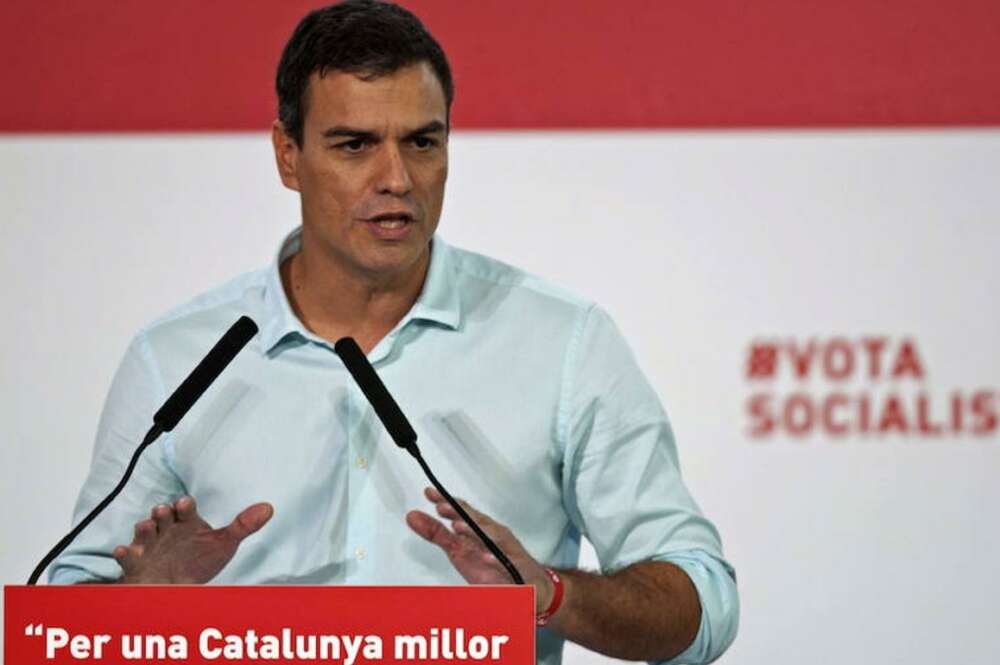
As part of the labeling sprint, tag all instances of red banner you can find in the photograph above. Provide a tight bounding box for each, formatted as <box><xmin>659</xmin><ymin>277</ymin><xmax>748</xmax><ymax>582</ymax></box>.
<box><xmin>4</xmin><ymin>585</ymin><xmax>535</xmax><ymax>664</ymax></box>
<box><xmin>2</xmin><ymin>0</ymin><xmax>999</xmax><ymax>131</ymax></box>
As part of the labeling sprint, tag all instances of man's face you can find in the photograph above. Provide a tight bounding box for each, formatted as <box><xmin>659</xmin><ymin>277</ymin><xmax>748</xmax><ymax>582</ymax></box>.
<box><xmin>273</xmin><ymin>61</ymin><xmax>448</xmax><ymax>283</ymax></box>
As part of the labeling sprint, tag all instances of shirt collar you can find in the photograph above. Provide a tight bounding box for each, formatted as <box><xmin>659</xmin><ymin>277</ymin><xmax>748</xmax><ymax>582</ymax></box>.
<box><xmin>406</xmin><ymin>234</ymin><xmax>461</xmax><ymax>331</ymax></box>
<box><xmin>259</xmin><ymin>227</ymin><xmax>461</xmax><ymax>354</ymax></box>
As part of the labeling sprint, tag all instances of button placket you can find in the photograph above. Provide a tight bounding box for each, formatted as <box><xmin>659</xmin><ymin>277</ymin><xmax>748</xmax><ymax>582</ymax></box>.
<box><xmin>344</xmin><ymin>384</ymin><xmax>377</xmax><ymax>578</ymax></box>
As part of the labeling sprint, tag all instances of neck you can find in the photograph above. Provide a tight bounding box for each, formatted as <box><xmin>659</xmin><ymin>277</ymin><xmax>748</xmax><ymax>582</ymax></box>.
<box><xmin>281</xmin><ymin>240</ymin><xmax>430</xmax><ymax>353</ymax></box>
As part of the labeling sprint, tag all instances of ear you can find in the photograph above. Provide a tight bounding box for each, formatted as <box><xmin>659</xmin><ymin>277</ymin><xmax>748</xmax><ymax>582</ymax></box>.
<box><xmin>272</xmin><ymin>120</ymin><xmax>301</xmax><ymax>192</ymax></box>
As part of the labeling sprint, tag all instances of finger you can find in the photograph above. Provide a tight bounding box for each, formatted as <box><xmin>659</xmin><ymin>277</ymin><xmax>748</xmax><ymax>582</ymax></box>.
<box><xmin>174</xmin><ymin>496</ymin><xmax>198</xmax><ymax>522</ymax></box>
<box><xmin>441</xmin><ymin>511</ymin><xmax>498</xmax><ymax>551</ymax></box>
<box><xmin>151</xmin><ymin>504</ymin><xmax>175</xmax><ymax>532</ymax></box>
<box><xmin>450</xmin><ymin>497</ymin><xmax>493</xmax><ymax>527</ymax></box>
<box><xmin>424</xmin><ymin>488</ymin><xmax>490</xmax><ymax>525</ymax></box>
<box><xmin>451</xmin><ymin>520</ymin><xmax>504</xmax><ymax>566</ymax></box>
<box><xmin>451</xmin><ymin>511</ymin><xmax>519</xmax><ymax>565</ymax></box>
<box><xmin>224</xmin><ymin>502</ymin><xmax>274</xmax><ymax>542</ymax></box>
<box><xmin>112</xmin><ymin>545</ymin><xmax>130</xmax><ymax>568</ymax></box>
<box><xmin>453</xmin><ymin>519</ymin><xmax>476</xmax><ymax>537</ymax></box>
<box><xmin>133</xmin><ymin>519</ymin><xmax>156</xmax><ymax>547</ymax></box>
<box><xmin>406</xmin><ymin>510</ymin><xmax>460</xmax><ymax>550</ymax></box>
<box><xmin>435</xmin><ymin>501</ymin><xmax>461</xmax><ymax>520</ymax></box>
<box><xmin>424</xmin><ymin>487</ymin><xmax>461</xmax><ymax>511</ymax></box>
<box><xmin>113</xmin><ymin>544</ymin><xmax>140</xmax><ymax>573</ymax></box>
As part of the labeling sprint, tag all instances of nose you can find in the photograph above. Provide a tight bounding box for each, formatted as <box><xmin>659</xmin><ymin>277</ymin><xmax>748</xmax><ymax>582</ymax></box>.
<box><xmin>375</xmin><ymin>143</ymin><xmax>413</xmax><ymax>196</ymax></box>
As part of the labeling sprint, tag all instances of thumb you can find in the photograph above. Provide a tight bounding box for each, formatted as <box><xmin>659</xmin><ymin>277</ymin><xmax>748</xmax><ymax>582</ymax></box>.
<box><xmin>224</xmin><ymin>502</ymin><xmax>274</xmax><ymax>542</ymax></box>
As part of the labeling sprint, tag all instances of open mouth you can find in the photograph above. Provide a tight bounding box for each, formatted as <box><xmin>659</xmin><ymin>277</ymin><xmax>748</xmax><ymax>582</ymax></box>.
<box><xmin>367</xmin><ymin>212</ymin><xmax>415</xmax><ymax>229</ymax></box>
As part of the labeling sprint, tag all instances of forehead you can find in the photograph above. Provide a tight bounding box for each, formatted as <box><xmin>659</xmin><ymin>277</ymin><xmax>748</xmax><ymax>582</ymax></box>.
<box><xmin>303</xmin><ymin>61</ymin><xmax>447</xmax><ymax>130</ymax></box>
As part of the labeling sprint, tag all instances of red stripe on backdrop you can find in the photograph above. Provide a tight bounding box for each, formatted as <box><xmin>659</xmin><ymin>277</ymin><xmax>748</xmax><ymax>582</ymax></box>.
<box><xmin>1</xmin><ymin>0</ymin><xmax>999</xmax><ymax>132</ymax></box>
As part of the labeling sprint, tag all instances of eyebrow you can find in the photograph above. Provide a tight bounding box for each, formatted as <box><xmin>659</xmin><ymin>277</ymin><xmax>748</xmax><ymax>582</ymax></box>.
<box><xmin>404</xmin><ymin>120</ymin><xmax>447</xmax><ymax>138</ymax></box>
<box><xmin>321</xmin><ymin>126</ymin><xmax>377</xmax><ymax>141</ymax></box>
<box><xmin>321</xmin><ymin>120</ymin><xmax>447</xmax><ymax>141</ymax></box>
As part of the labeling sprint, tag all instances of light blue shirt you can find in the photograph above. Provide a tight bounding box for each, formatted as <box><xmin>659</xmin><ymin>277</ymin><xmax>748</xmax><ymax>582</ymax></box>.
<box><xmin>52</xmin><ymin>228</ymin><xmax>738</xmax><ymax>664</ymax></box>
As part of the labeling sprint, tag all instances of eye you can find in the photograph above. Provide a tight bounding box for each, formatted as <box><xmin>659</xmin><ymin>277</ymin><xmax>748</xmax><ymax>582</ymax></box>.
<box><xmin>337</xmin><ymin>138</ymin><xmax>369</xmax><ymax>153</ymax></box>
<box><xmin>410</xmin><ymin>136</ymin><xmax>438</xmax><ymax>150</ymax></box>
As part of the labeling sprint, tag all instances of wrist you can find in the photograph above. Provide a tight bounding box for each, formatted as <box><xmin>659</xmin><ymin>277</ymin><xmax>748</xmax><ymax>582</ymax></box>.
<box><xmin>535</xmin><ymin>567</ymin><xmax>565</xmax><ymax>627</ymax></box>
<box><xmin>534</xmin><ymin>569</ymin><xmax>554</xmax><ymax>611</ymax></box>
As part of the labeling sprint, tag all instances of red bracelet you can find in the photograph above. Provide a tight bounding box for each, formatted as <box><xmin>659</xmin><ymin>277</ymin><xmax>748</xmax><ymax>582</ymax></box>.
<box><xmin>535</xmin><ymin>567</ymin><xmax>565</xmax><ymax>627</ymax></box>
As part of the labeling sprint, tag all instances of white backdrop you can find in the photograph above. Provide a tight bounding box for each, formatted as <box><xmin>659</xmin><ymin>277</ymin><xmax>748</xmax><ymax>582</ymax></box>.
<box><xmin>2</xmin><ymin>130</ymin><xmax>999</xmax><ymax>663</ymax></box>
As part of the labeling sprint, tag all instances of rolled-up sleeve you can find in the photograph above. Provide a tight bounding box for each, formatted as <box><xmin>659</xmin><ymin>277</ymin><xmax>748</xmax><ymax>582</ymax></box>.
<box><xmin>559</xmin><ymin>305</ymin><xmax>739</xmax><ymax>663</ymax></box>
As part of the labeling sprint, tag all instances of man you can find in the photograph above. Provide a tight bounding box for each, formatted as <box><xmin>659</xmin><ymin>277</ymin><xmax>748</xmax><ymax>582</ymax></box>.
<box><xmin>51</xmin><ymin>2</ymin><xmax>738</xmax><ymax>663</ymax></box>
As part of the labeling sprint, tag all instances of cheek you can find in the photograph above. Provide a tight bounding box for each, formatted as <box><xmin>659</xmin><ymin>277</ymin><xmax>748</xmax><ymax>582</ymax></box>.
<box><xmin>302</xmin><ymin>162</ymin><xmax>368</xmax><ymax>216</ymax></box>
<box><xmin>416</xmin><ymin>160</ymin><xmax>448</xmax><ymax>195</ymax></box>
<box><xmin>432</xmin><ymin>163</ymin><xmax>448</xmax><ymax>209</ymax></box>
<box><xmin>420</xmin><ymin>169</ymin><xmax>446</xmax><ymax>230</ymax></box>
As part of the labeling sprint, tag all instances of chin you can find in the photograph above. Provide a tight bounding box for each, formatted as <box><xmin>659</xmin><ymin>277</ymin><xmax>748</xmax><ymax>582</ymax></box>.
<box><xmin>359</xmin><ymin>247</ymin><xmax>427</xmax><ymax>278</ymax></box>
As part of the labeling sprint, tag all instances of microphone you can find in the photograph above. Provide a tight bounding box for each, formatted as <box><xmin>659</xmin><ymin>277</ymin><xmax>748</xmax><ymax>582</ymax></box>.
<box><xmin>333</xmin><ymin>337</ymin><xmax>525</xmax><ymax>585</ymax></box>
<box><xmin>333</xmin><ymin>337</ymin><xmax>420</xmax><ymax>459</ymax></box>
<box><xmin>28</xmin><ymin>316</ymin><xmax>259</xmax><ymax>585</ymax></box>
<box><xmin>154</xmin><ymin>316</ymin><xmax>259</xmax><ymax>431</ymax></box>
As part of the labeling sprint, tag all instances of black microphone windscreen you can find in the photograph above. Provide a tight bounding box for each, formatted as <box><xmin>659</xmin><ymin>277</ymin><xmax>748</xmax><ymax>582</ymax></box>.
<box><xmin>153</xmin><ymin>316</ymin><xmax>258</xmax><ymax>432</ymax></box>
<box><xmin>334</xmin><ymin>336</ymin><xmax>418</xmax><ymax>449</ymax></box>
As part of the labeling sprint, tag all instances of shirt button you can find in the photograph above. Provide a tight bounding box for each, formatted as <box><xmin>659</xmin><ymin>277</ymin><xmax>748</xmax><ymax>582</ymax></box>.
<box><xmin>354</xmin><ymin>547</ymin><xmax>367</xmax><ymax>561</ymax></box>
<box><xmin>356</xmin><ymin>456</ymin><xmax>368</xmax><ymax>469</ymax></box>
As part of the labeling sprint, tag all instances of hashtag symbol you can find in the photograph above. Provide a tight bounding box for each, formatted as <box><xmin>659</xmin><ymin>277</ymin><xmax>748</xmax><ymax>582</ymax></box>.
<box><xmin>746</xmin><ymin>342</ymin><xmax>778</xmax><ymax>379</ymax></box>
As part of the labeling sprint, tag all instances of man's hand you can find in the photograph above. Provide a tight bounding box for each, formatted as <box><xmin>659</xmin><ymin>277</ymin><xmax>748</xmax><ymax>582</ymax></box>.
<box><xmin>405</xmin><ymin>487</ymin><xmax>555</xmax><ymax>613</ymax></box>
<box><xmin>406</xmin><ymin>488</ymin><xmax>705</xmax><ymax>661</ymax></box>
<box><xmin>113</xmin><ymin>496</ymin><xmax>273</xmax><ymax>584</ymax></box>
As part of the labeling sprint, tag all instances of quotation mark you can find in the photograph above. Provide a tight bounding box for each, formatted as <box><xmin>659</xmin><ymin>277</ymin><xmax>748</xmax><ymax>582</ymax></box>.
<box><xmin>746</xmin><ymin>342</ymin><xmax>778</xmax><ymax>379</ymax></box>
<box><xmin>25</xmin><ymin>624</ymin><xmax>44</xmax><ymax>636</ymax></box>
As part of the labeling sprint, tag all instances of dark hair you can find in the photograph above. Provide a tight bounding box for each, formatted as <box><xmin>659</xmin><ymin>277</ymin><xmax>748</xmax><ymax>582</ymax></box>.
<box><xmin>276</xmin><ymin>0</ymin><xmax>454</xmax><ymax>146</ymax></box>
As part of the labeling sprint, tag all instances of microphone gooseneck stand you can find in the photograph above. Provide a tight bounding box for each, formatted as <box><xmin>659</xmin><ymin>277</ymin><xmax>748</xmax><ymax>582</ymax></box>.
<box><xmin>334</xmin><ymin>336</ymin><xmax>525</xmax><ymax>586</ymax></box>
<box><xmin>28</xmin><ymin>423</ymin><xmax>164</xmax><ymax>585</ymax></box>
<box><xmin>27</xmin><ymin>316</ymin><xmax>259</xmax><ymax>585</ymax></box>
